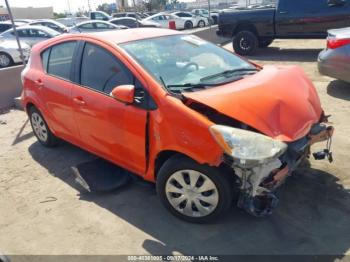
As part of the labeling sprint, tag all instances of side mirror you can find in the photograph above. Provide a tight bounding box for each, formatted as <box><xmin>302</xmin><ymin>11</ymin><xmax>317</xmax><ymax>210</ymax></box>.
<box><xmin>110</xmin><ymin>85</ymin><xmax>135</xmax><ymax>104</ymax></box>
<box><xmin>328</xmin><ymin>0</ymin><xmax>345</xmax><ymax>6</ymax></box>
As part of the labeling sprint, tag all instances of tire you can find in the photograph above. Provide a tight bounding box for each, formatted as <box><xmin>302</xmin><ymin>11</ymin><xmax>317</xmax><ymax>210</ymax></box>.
<box><xmin>232</xmin><ymin>30</ymin><xmax>258</xmax><ymax>56</ymax></box>
<box><xmin>0</xmin><ymin>52</ymin><xmax>13</xmax><ymax>68</ymax></box>
<box><xmin>156</xmin><ymin>155</ymin><xmax>234</xmax><ymax>223</ymax></box>
<box><xmin>29</xmin><ymin>106</ymin><xmax>59</xmax><ymax>147</ymax></box>
<box><xmin>259</xmin><ymin>39</ymin><xmax>273</xmax><ymax>48</ymax></box>
<box><xmin>197</xmin><ymin>20</ymin><xmax>205</xmax><ymax>28</ymax></box>
<box><xmin>184</xmin><ymin>21</ymin><xmax>193</xmax><ymax>30</ymax></box>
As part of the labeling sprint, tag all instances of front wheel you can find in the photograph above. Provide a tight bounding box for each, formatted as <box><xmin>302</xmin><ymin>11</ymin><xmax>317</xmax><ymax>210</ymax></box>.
<box><xmin>156</xmin><ymin>155</ymin><xmax>233</xmax><ymax>223</ymax></box>
<box><xmin>197</xmin><ymin>20</ymin><xmax>205</xmax><ymax>28</ymax></box>
<box><xmin>232</xmin><ymin>30</ymin><xmax>258</xmax><ymax>56</ymax></box>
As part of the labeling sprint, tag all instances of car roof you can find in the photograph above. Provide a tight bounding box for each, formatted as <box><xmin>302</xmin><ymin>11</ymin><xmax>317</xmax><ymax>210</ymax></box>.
<box><xmin>50</xmin><ymin>28</ymin><xmax>182</xmax><ymax>45</ymax></box>
<box><xmin>110</xmin><ymin>17</ymin><xmax>136</xmax><ymax>21</ymax></box>
<box><xmin>76</xmin><ymin>20</ymin><xmax>112</xmax><ymax>26</ymax></box>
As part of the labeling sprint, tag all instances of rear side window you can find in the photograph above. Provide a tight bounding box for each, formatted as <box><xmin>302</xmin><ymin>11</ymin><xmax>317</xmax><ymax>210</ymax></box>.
<box><xmin>47</xmin><ymin>41</ymin><xmax>76</xmax><ymax>80</ymax></box>
<box><xmin>80</xmin><ymin>43</ymin><xmax>132</xmax><ymax>94</ymax></box>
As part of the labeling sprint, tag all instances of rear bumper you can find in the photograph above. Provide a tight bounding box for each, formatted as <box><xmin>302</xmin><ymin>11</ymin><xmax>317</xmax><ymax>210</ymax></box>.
<box><xmin>318</xmin><ymin>48</ymin><xmax>350</xmax><ymax>83</ymax></box>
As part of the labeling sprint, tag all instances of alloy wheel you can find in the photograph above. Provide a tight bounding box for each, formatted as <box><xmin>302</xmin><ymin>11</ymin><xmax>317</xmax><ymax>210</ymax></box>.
<box><xmin>165</xmin><ymin>169</ymin><xmax>219</xmax><ymax>217</ymax></box>
<box><xmin>0</xmin><ymin>54</ymin><xmax>10</xmax><ymax>67</ymax></box>
<box><xmin>31</xmin><ymin>112</ymin><xmax>48</xmax><ymax>142</ymax></box>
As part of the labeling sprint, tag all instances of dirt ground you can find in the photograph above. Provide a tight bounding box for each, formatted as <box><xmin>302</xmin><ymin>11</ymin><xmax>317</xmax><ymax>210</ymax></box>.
<box><xmin>0</xmin><ymin>39</ymin><xmax>350</xmax><ymax>259</ymax></box>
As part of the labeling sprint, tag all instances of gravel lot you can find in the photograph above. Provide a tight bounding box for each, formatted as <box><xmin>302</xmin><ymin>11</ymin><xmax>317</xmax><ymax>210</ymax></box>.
<box><xmin>0</xmin><ymin>39</ymin><xmax>350</xmax><ymax>259</ymax></box>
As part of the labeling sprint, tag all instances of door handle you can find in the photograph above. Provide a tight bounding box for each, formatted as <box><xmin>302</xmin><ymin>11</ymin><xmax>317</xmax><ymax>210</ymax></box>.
<box><xmin>34</xmin><ymin>79</ymin><xmax>44</xmax><ymax>88</ymax></box>
<box><xmin>279</xmin><ymin>11</ymin><xmax>288</xmax><ymax>14</ymax></box>
<box><xmin>73</xmin><ymin>97</ymin><xmax>86</xmax><ymax>106</ymax></box>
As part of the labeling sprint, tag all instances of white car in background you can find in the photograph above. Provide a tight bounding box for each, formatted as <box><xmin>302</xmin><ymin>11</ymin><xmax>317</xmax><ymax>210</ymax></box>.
<box><xmin>171</xmin><ymin>11</ymin><xmax>209</xmax><ymax>28</ymax></box>
<box><xmin>68</xmin><ymin>21</ymin><xmax>127</xmax><ymax>33</ymax></box>
<box><xmin>142</xmin><ymin>13</ymin><xmax>192</xmax><ymax>30</ymax></box>
<box><xmin>0</xmin><ymin>25</ymin><xmax>60</xmax><ymax>47</ymax></box>
<box><xmin>56</xmin><ymin>17</ymin><xmax>89</xmax><ymax>27</ymax></box>
<box><xmin>0</xmin><ymin>40</ymin><xmax>30</xmax><ymax>67</ymax></box>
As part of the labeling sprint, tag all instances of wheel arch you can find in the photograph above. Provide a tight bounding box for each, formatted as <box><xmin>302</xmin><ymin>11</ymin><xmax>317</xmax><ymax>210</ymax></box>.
<box><xmin>233</xmin><ymin>22</ymin><xmax>258</xmax><ymax>37</ymax></box>
<box><xmin>154</xmin><ymin>150</ymin><xmax>190</xmax><ymax>179</ymax></box>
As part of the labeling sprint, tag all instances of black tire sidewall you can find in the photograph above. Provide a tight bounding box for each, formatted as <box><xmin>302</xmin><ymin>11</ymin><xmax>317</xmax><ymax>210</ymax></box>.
<box><xmin>29</xmin><ymin>107</ymin><xmax>58</xmax><ymax>147</ymax></box>
<box><xmin>232</xmin><ymin>30</ymin><xmax>258</xmax><ymax>56</ymax></box>
<box><xmin>185</xmin><ymin>21</ymin><xmax>193</xmax><ymax>29</ymax></box>
<box><xmin>156</xmin><ymin>155</ymin><xmax>233</xmax><ymax>223</ymax></box>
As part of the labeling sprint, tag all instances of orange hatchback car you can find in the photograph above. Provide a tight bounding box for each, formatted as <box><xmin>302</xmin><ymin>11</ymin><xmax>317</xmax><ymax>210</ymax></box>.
<box><xmin>22</xmin><ymin>28</ymin><xmax>334</xmax><ymax>223</ymax></box>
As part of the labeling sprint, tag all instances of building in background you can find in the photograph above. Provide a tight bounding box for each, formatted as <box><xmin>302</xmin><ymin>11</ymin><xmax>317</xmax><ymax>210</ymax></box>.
<box><xmin>0</xmin><ymin>6</ymin><xmax>54</xmax><ymax>19</ymax></box>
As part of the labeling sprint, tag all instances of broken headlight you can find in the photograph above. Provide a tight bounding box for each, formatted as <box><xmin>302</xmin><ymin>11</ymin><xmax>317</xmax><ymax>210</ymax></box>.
<box><xmin>210</xmin><ymin>125</ymin><xmax>287</xmax><ymax>166</ymax></box>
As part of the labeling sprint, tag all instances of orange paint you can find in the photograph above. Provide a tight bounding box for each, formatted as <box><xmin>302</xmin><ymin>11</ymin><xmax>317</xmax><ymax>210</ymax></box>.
<box><xmin>22</xmin><ymin>29</ymin><xmax>324</xmax><ymax>183</ymax></box>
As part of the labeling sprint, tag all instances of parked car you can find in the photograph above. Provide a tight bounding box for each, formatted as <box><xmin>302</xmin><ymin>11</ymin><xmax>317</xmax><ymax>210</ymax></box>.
<box><xmin>89</xmin><ymin>11</ymin><xmax>111</xmax><ymax>21</ymax></box>
<box><xmin>29</xmin><ymin>19</ymin><xmax>68</xmax><ymax>33</ymax></box>
<box><xmin>109</xmin><ymin>17</ymin><xmax>160</xmax><ymax>28</ymax></box>
<box><xmin>112</xmin><ymin>12</ymin><xmax>143</xmax><ymax>20</ymax></box>
<box><xmin>21</xmin><ymin>28</ymin><xmax>334</xmax><ymax>223</ymax></box>
<box><xmin>191</xmin><ymin>9</ymin><xmax>216</xmax><ymax>24</ymax></box>
<box><xmin>56</xmin><ymin>17</ymin><xmax>89</xmax><ymax>27</ymax></box>
<box><xmin>143</xmin><ymin>13</ymin><xmax>193</xmax><ymax>29</ymax></box>
<box><xmin>217</xmin><ymin>0</ymin><xmax>350</xmax><ymax>55</ymax></box>
<box><xmin>68</xmin><ymin>21</ymin><xmax>127</xmax><ymax>33</ymax></box>
<box><xmin>0</xmin><ymin>26</ymin><xmax>60</xmax><ymax>47</ymax></box>
<box><xmin>318</xmin><ymin>27</ymin><xmax>350</xmax><ymax>83</ymax></box>
<box><xmin>0</xmin><ymin>21</ymin><xmax>25</xmax><ymax>33</ymax></box>
<box><xmin>13</xmin><ymin>19</ymin><xmax>34</xmax><ymax>24</ymax></box>
<box><xmin>0</xmin><ymin>40</ymin><xmax>30</xmax><ymax>67</ymax></box>
<box><xmin>171</xmin><ymin>11</ymin><xmax>208</xmax><ymax>28</ymax></box>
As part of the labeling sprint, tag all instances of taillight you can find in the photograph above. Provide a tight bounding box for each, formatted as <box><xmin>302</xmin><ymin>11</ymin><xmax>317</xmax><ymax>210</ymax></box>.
<box><xmin>327</xmin><ymin>37</ymin><xmax>350</xmax><ymax>49</ymax></box>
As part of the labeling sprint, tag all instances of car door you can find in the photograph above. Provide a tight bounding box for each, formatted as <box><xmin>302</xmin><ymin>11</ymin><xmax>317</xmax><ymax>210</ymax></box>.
<box><xmin>39</xmin><ymin>41</ymin><xmax>80</xmax><ymax>142</ymax></box>
<box><xmin>71</xmin><ymin>41</ymin><xmax>148</xmax><ymax>174</ymax></box>
<box><xmin>275</xmin><ymin>0</ymin><xmax>306</xmax><ymax>37</ymax></box>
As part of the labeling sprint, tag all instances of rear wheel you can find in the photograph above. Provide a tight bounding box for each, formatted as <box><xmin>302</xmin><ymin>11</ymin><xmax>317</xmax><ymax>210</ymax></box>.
<box><xmin>157</xmin><ymin>155</ymin><xmax>233</xmax><ymax>223</ymax></box>
<box><xmin>29</xmin><ymin>106</ymin><xmax>59</xmax><ymax>147</ymax></box>
<box><xmin>0</xmin><ymin>52</ymin><xmax>13</xmax><ymax>68</ymax></box>
<box><xmin>232</xmin><ymin>30</ymin><xmax>258</xmax><ymax>56</ymax></box>
<box><xmin>184</xmin><ymin>21</ymin><xmax>193</xmax><ymax>29</ymax></box>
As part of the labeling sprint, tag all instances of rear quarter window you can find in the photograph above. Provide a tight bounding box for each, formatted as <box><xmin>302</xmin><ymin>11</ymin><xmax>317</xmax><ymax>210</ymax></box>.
<box><xmin>47</xmin><ymin>41</ymin><xmax>77</xmax><ymax>80</ymax></box>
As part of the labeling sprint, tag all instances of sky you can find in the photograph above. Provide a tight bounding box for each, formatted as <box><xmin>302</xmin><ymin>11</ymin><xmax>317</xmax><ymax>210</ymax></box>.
<box><xmin>0</xmin><ymin>0</ymin><xmax>120</xmax><ymax>13</ymax></box>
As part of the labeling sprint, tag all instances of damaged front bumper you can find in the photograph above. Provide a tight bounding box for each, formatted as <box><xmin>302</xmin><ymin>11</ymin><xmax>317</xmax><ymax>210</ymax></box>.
<box><xmin>224</xmin><ymin>122</ymin><xmax>334</xmax><ymax>217</ymax></box>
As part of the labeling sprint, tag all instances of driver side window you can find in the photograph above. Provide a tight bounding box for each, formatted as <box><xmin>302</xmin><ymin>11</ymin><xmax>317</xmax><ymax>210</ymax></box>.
<box><xmin>80</xmin><ymin>43</ymin><xmax>132</xmax><ymax>94</ymax></box>
<box><xmin>80</xmin><ymin>42</ymin><xmax>154</xmax><ymax>108</ymax></box>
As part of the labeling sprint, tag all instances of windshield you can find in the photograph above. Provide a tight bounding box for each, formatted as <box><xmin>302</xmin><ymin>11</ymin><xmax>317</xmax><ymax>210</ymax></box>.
<box><xmin>120</xmin><ymin>35</ymin><xmax>256</xmax><ymax>92</ymax></box>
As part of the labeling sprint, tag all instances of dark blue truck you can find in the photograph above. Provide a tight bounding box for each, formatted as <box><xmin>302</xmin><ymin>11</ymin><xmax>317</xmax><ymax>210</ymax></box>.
<box><xmin>217</xmin><ymin>0</ymin><xmax>350</xmax><ymax>55</ymax></box>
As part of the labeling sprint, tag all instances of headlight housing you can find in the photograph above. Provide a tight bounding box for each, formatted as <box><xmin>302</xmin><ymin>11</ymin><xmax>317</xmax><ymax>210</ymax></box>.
<box><xmin>210</xmin><ymin>125</ymin><xmax>287</xmax><ymax>167</ymax></box>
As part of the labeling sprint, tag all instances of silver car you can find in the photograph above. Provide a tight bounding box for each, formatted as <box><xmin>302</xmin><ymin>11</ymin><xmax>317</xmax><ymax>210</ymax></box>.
<box><xmin>318</xmin><ymin>27</ymin><xmax>350</xmax><ymax>83</ymax></box>
<box><xmin>0</xmin><ymin>40</ymin><xmax>30</xmax><ymax>67</ymax></box>
<box><xmin>0</xmin><ymin>25</ymin><xmax>60</xmax><ymax>47</ymax></box>
<box><xmin>68</xmin><ymin>21</ymin><xmax>127</xmax><ymax>33</ymax></box>
<box><xmin>28</xmin><ymin>19</ymin><xmax>68</xmax><ymax>33</ymax></box>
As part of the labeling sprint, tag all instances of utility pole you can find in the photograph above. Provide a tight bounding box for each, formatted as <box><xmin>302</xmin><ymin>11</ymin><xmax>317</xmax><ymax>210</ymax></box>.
<box><xmin>87</xmin><ymin>0</ymin><xmax>91</xmax><ymax>11</ymax></box>
<box><xmin>67</xmin><ymin>0</ymin><xmax>71</xmax><ymax>14</ymax></box>
<box><xmin>208</xmin><ymin>0</ymin><xmax>211</xmax><ymax>29</ymax></box>
<box><xmin>4</xmin><ymin>0</ymin><xmax>25</xmax><ymax>65</ymax></box>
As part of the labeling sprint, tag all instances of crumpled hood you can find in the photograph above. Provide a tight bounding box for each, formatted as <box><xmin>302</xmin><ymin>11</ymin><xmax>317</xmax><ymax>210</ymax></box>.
<box><xmin>184</xmin><ymin>65</ymin><xmax>322</xmax><ymax>142</ymax></box>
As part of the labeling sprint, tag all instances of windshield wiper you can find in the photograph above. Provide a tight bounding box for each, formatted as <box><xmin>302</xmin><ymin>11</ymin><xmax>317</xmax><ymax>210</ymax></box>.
<box><xmin>200</xmin><ymin>68</ymin><xmax>259</xmax><ymax>82</ymax></box>
<box><xmin>166</xmin><ymin>82</ymin><xmax>218</xmax><ymax>92</ymax></box>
